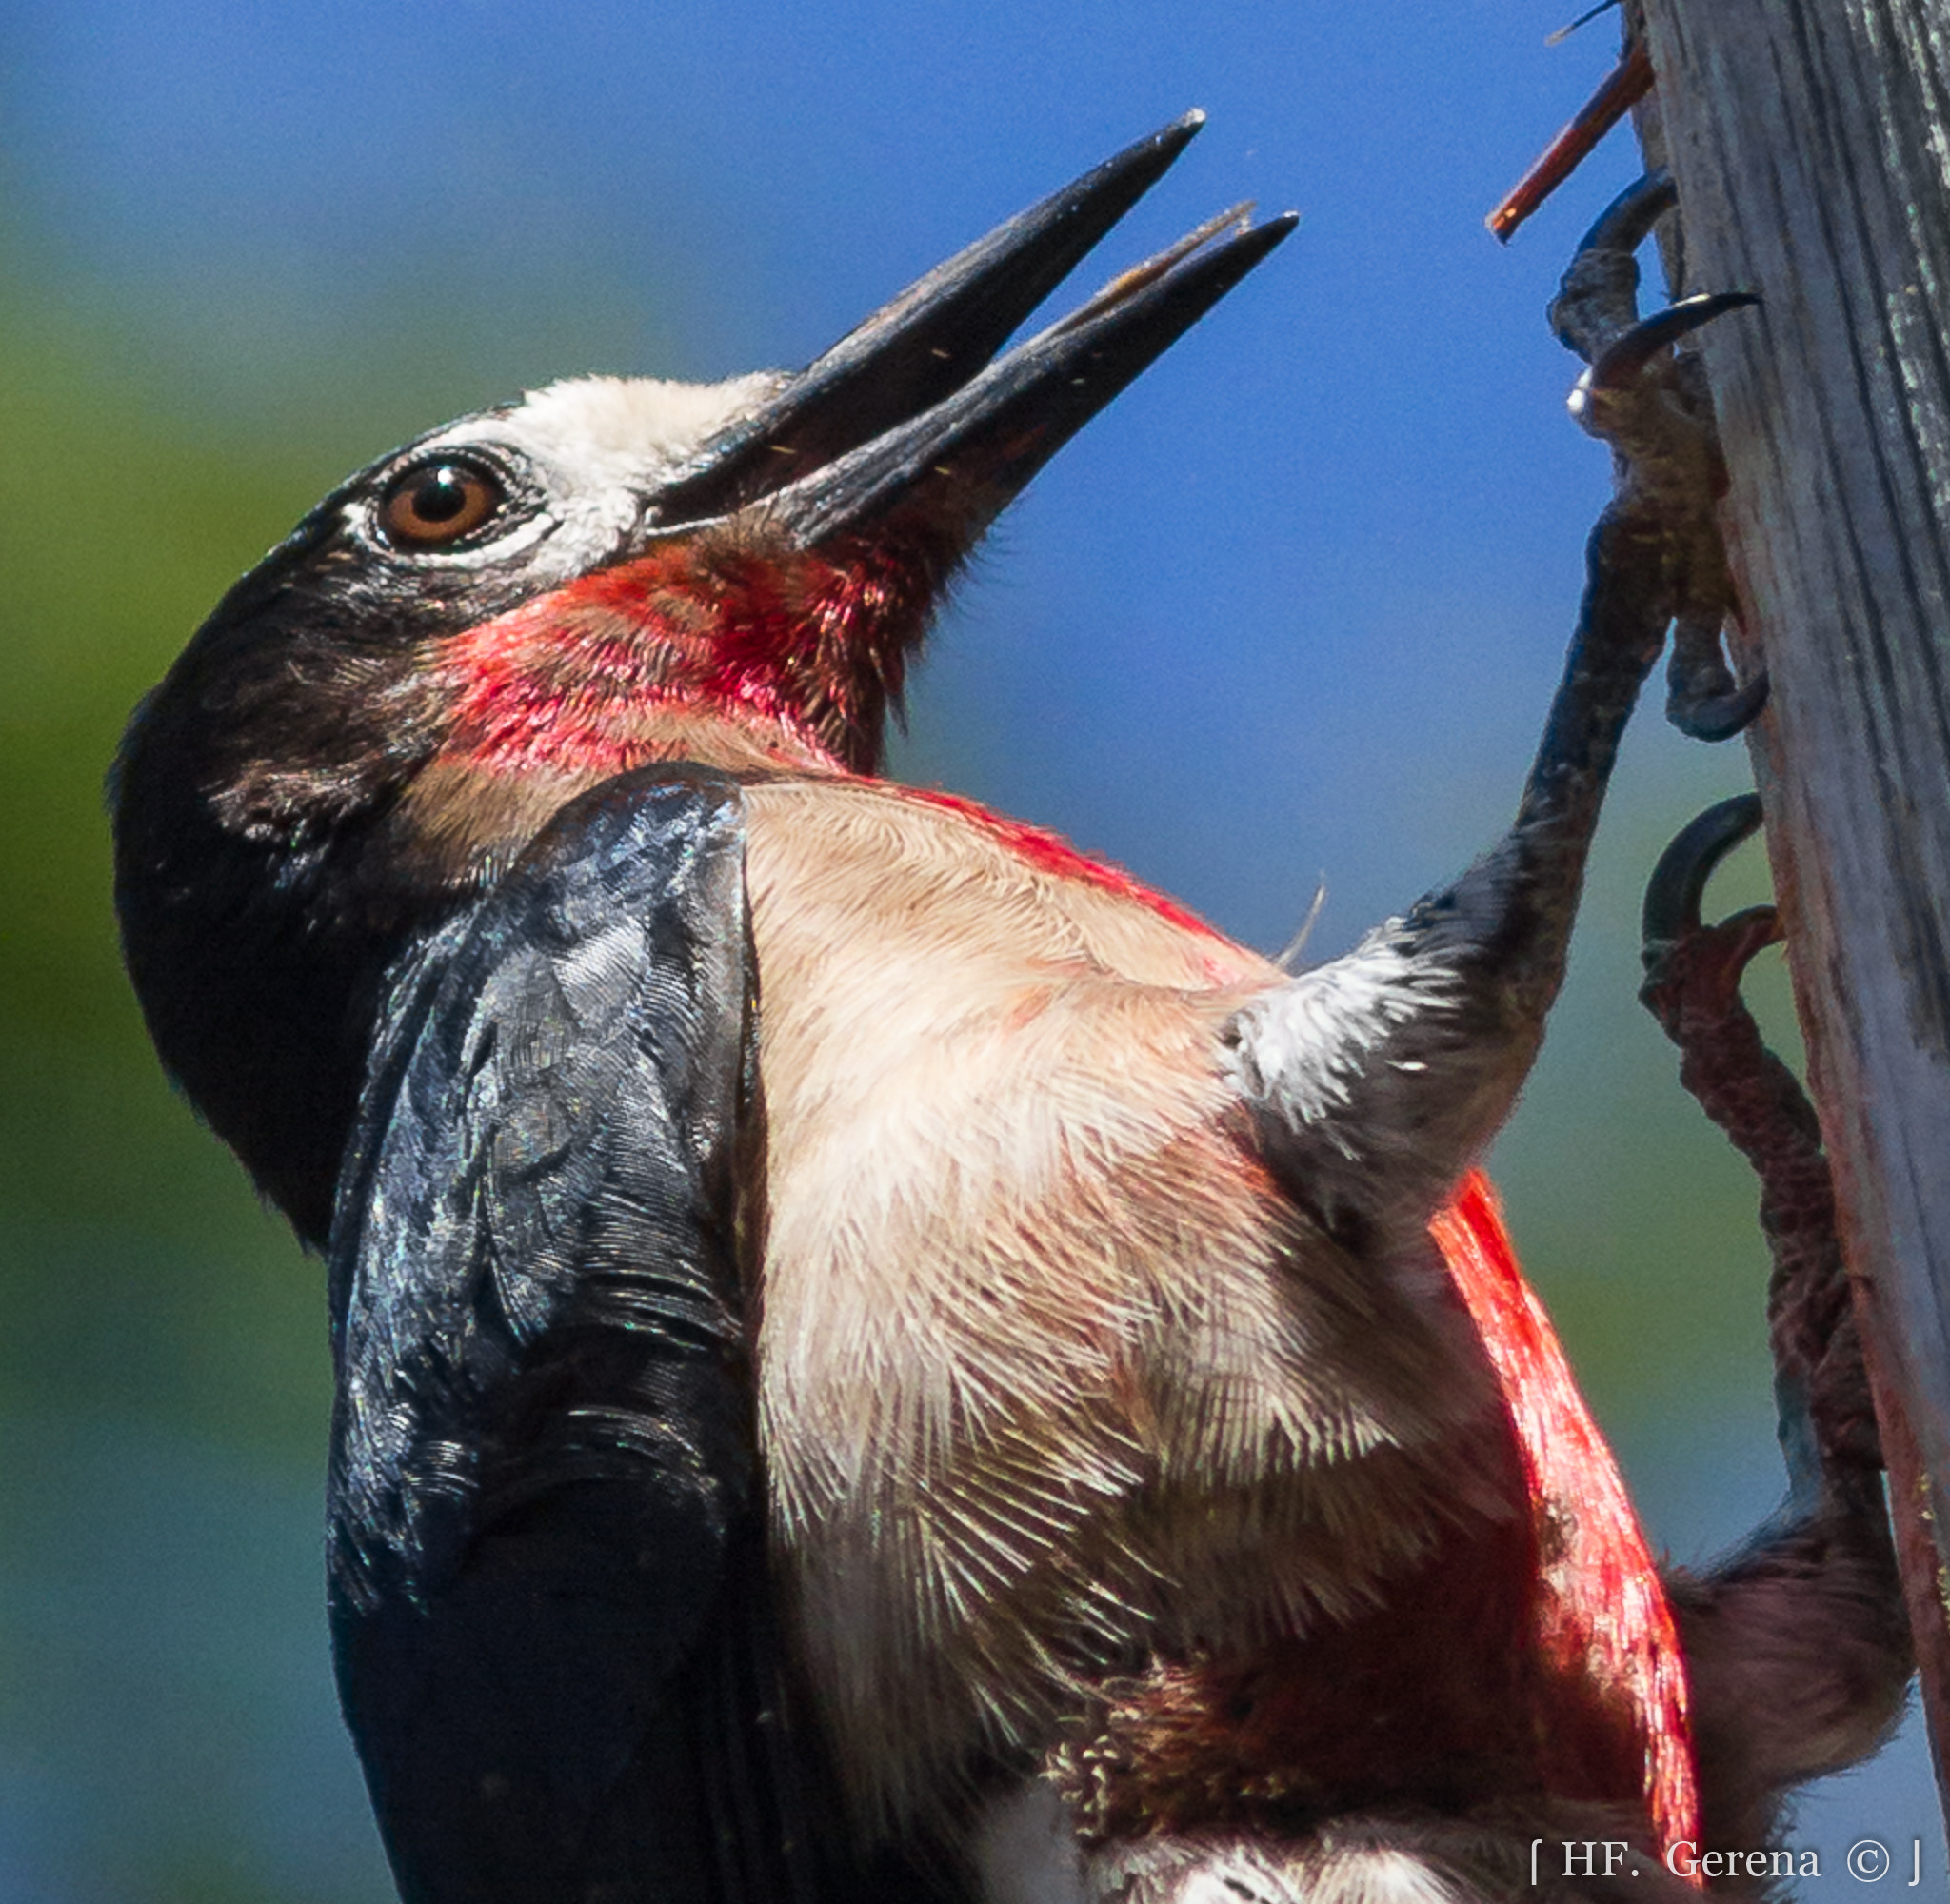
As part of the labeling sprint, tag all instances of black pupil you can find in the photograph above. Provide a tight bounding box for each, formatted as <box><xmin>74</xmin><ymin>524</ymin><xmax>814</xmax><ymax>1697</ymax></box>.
<box><xmin>413</xmin><ymin>468</ymin><xmax>471</xmax><ymax>523</ymax></box>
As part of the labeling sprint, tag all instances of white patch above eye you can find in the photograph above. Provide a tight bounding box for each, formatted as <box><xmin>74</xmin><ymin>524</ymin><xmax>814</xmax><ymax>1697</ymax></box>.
<box><xmin>382</xmin><ymin>369</ymin><xmax>790</xmax><ymax>580</ymax></box>
<box><xmin>475</xmin><ymin>370</ymin><xmax>789</xmax><ymax>491</ymax></box>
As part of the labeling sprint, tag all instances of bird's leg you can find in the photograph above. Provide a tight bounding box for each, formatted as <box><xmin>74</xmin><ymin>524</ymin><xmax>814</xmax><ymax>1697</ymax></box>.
<box><xmin>1640</xmin><ymin>798</ymin><xmax>1910</xmax><ymax>1844</ymax></box>
<box><xmin>1231</xmin><ymin>174</ymin><xmax>1755</xmax><ymax>1243</ymax></box>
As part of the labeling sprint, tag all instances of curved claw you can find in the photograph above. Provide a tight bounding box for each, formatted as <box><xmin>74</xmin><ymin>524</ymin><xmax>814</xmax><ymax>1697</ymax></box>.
<box><xmin>1551</xmin><ymin>171</ymin><xmax>1676</xmax><ymax>365</ymax></box>
<box><xmin>1666</xmin><ymin>615</ymin><xmax>1770</xmax><ymax>741</ymax></box>
<box><xmin>1576</xmin><ymin>169</ymin><xmax>1678</xmax><ymax>263</ymax></box>
<box><xmin>1669</xmin><ymin>667</ymin><xmax>1770</xmax><ymax>743</ymax></box>
<box><xmin>1641</xmin><ymin>792</ymin><xmax>1766</xmax><ymax>972</ymax></box>
<box><xmin>1588</xmin><ymin>290</ymin><xmax>1761</xmax><ymax>392</ymax></box>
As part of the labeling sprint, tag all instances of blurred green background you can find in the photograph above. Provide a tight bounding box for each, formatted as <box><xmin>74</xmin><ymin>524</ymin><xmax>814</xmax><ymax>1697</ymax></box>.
<box><xmin>0</xmin><ymin>3</ymin><xmax>1937</xmax><ymax>1897</ymax></box>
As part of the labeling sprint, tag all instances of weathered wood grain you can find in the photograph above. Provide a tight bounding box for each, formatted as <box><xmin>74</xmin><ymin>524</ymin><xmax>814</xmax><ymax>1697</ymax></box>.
<box><xmin>1632</xmin><ymin>0</ymin><xmax>1950</xmax><ymax>1815</ymax></box>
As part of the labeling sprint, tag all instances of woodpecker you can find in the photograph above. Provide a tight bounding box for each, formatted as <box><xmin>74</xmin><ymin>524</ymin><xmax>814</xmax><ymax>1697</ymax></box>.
<box><xmin>112</xmin><ymin>121</ymin><xmax>1906</xmax><ymax>1904</ymax></box>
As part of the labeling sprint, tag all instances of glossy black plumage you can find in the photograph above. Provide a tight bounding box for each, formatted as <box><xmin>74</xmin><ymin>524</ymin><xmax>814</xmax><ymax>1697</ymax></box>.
<box><xmin>326</xmin><ymin>768</ymin><xmax>830</xmax><ymax>1903</ymax></box>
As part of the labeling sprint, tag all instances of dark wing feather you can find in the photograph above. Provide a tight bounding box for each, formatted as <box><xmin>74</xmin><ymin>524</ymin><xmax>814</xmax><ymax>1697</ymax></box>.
<box><xmin>325</xmin><ymin>764</ymin><xmax>810</xmax><ymax>1904</ymax></box>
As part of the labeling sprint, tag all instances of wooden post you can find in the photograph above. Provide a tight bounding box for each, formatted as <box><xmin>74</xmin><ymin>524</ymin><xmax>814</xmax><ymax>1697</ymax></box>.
<box><xmin>1628</xmin><ymin>0</ymin><xmax>1950</xmax><ymax>1823</ymax></box>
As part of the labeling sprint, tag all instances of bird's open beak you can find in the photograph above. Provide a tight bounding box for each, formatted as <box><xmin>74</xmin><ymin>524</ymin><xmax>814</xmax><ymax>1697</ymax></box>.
<box><xmin>646</xmin><ymin>111</ymin><xmax>1295</xmax><ymax>548</ymax></box>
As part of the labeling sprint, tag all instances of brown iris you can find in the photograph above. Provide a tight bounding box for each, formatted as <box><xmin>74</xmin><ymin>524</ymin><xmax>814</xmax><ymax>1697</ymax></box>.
<box><xmin>378</xmin><ymin>460</ymin><xmax>506</xmax><ymax>547</ymax></box>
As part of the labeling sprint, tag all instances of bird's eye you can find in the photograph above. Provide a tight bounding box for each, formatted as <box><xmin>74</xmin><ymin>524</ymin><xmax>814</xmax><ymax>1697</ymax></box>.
<box><xmin>377</xmin><ymin>459</ymin><xmax>507</xmax><ymax>548</ymax></box>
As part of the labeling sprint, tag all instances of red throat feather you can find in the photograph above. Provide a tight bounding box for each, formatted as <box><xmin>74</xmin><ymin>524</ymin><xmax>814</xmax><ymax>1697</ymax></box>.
<box><xmin>443</xmin><ymin>525</ymin><xmax>960</xmax><ymax>779</ymax></box>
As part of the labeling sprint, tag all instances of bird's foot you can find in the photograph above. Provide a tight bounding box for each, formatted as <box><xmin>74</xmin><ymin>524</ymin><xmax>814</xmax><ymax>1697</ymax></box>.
<box><xmin>1644</xmin><ymin>802</ymin><xmax>1908</xmax><ymax>1815</ymax></box>
<box><xmin>1551</xmin><ymin>173</ymin><xmax>1764</xmax><ymax>742</ymax></box>
<box><xmin>1640</xmin><ymin>796</ymin><xmax>1881</xmax><ymax>1488</ymax></box>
